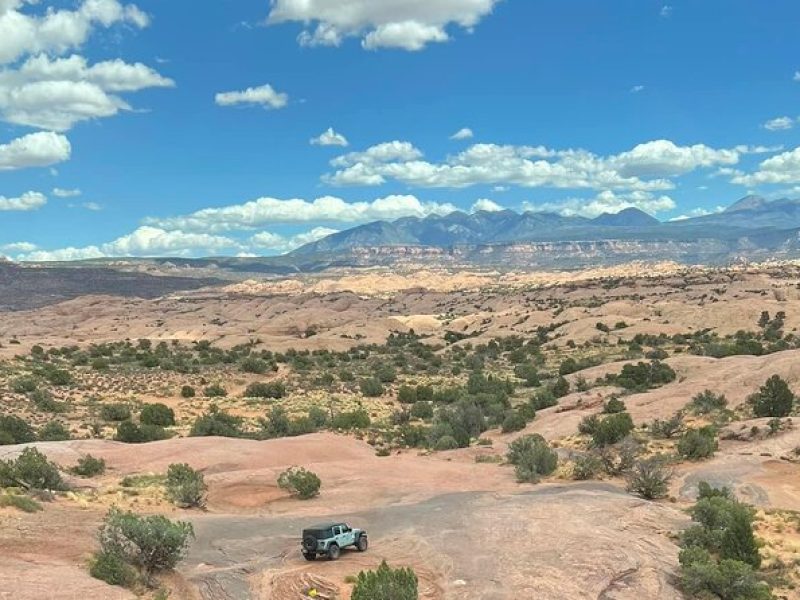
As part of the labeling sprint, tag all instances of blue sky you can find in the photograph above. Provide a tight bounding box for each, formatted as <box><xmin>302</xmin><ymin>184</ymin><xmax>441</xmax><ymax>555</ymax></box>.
<box><xmin>2</xmin><ymin>0</ymin><xmax>800</xmax><ymax>260</ymax></box>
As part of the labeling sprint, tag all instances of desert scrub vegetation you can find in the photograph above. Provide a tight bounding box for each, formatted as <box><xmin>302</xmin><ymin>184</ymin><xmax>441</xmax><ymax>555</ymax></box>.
<box><xmin>506</xmin><ymin>434</ymin><xmax>558</xmax><ymax>483</ymax></box>
<box><xmin>91</xmin><ymin>508</ymin><xmax>194</xmax><ymax>589</ymax></box>
<box><xmin>165</xmin><ymin>463</ymin><xmax>206</xmax><ymax>508</ymax></box>
<box><xmin>748</xmin><ymin>375</ymin><xmax>795</xmax><ymax>418</ymax></box>
<box><xmin>351</xmin><ymin>560</ymin><xmax>418</xmax><ymax>600</ymax></box>
<box><xmin>678</xmin><ymin>482</ymin><xmax>772</xmax><ymax>600</ymax></box>
<box><xmin>277</xmin><ymin>466</ymin><xmax>321</xmax><ymax>499</ymax></box>
<box><xmin>604</xmin><ymin>360</ymin><xmax>676</xmax><ymax>392</ymax></box>
<box><xmin>71</xmin><ymin>454</ymin><xmax>106</xmax><ymax>477</ymax></box>
<box><xmin>0</xmin><ymin>447</ymin><xmax>67</xmax><ymax>499</ymax></box>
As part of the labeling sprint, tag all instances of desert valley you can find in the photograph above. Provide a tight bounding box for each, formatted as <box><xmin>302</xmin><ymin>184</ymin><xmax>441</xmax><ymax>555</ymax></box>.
<box><xmin>1</xmin><ymin>259</ymin><xmax>800</xmax><ymax>599</ymax></box>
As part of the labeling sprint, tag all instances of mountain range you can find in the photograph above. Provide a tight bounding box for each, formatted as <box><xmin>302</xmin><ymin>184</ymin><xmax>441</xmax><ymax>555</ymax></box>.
<box><xmin>36</xmin><ymin>195</ymin><xmax>800</xmax><ymax>274</ymax></box>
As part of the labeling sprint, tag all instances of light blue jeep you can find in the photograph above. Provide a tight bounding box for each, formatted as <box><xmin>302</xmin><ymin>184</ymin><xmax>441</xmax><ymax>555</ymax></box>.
<box><xmin>301</xmin><ymin>522</ymin><xmax>368</xmax><ymax>560</ymax></box>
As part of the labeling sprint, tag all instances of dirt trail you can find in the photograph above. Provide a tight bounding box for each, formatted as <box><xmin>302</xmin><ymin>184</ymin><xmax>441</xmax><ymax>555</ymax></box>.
<box><xmin>182</xmin><ymin>484</ymin><xmax>686</xmax><ymax>600</ymax></box>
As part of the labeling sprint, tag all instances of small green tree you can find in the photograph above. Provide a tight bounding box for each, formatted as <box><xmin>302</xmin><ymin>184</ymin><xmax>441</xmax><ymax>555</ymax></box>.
<box><xmin>0</xmin><ymin>447</ymin><xmax>66</xmax><ymax>490</ymax></box>
<box><xmin>677</xmin><ymin>427</ymin><xmax>718</xmax><ymax>460</ymax></box>
<box><xmin>96</xmin><ymin>508</ymin><xmax>194</xmax><ymax>586</ymax></box>
<box><xmin>244</xmin><ymin>381</ymin><xmax>285</xmax><ymax>399</ymax></box>
<box><xmin>748</xmin><ymin>375</ymin><xmax>794</xmax><ymax>418</ymax></box>
<box><xmin>351</xmin><ymin>561</ymin><xmax>418</xmax><ymax>600</ymax></box>
<box><xmin>39</xmin><ymin>420</ymin><xmax>71</xmax><ymax>441</ymax></box>
<box><xmin>591</xmin><ymin>412</ymin><xmax>635</xmax><ymax>447</ymax></box>
<box><xmin>140</xmin><ymin>403</ymin><xmax>175</xmax><ymax>427</ymax></box>
<box><xmin>277</xmin><ymin>466</ymin><xmax>320</xmax><ymax>499</ymax></box>
<box><xmin>165</xmin><ymin>463</ymin><xmax>206</xmax><ymax>508</ymax></box>
<box><xmin>359</xmin><ymin>377</ymin><xmax>384</xmax><ymax>397</ymax></box>
<box><xmin>180</xmin><ymin>385</ymin><xmax>196</xmax><ymax>398</ymax></box>
<box><xmin>71</xmin><ymin>454</ymin><xmax>106</xmax><ymax>477</ymax></box>
<box><xmin>506</xmin><ymin>434</ymin><xmax>558</xmax><ymax>483</ymax></box>
<box><xmin>0</xmin><ymin>415</ymin><xmax>36</xmax><ymax>444</ymax></box>
<box><xmin>626</xmin><ymin>457</ymin><xmax>672</xmax><ymax>499</ymax></box>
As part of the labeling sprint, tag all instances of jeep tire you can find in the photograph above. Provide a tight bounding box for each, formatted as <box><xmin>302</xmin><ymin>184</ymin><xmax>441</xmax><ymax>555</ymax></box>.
<box><xmin>356</xmin><ymin>535</ymin><xmax>368</xmax><ymax>552</ymax></box>
<box><xmin>303</xmin><ymin>552</ymin><xmax>316</xmax><ymax>561</ymax></box>
<box><xmin>327</xmin><ymin>543</ymin><xmax>341</xmax><ymax>560</ymax></box>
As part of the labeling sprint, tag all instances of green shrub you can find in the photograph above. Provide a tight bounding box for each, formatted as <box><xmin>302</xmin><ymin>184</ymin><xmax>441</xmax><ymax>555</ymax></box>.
<box><xmin>165</xmin><ymin>463</ymin><xmax>206</xmax><ymax>508</ymax></box>
<box><xmin>678</xmin><ymin>484</ymin><xmax>770</xmax><ymax>599</ymax></box>
<box><xmin>308</xmin><ymin>406</ymin><xmax>329</xmax><ymax>428</ymax></box>
<box><xmin>626</xmin><ymin>457</ymin><xmax>672</xmax><ymax>499</ymax></box>
<box><xmin>244</xmin><ymin>381</ymin><xmax>285</xmax><ymax>399</ymax></box>
<box><xmin>140</xmin><ymin>403</ymin><xmax>175</xmax><ymax>427</ymax></box>
<box><xmin>0</xmin><ymin>447</ymin><xmax>66</xmax><ymax>490</ymax></box>
<box><xmin>351</xmin><ymin>560</ymin><xmax>418</xmax><ymax>600</ymax></box>
<box><xmin>100</xmin><ymin>403</ymin><xmax>131</xmax><ymax>422</ymax></box>
<box><xmin>591</xmin><ymin>412</ymin><xmax>635</xmax><ymax>447</ymax></box>
<box><xmin>331</xmin><ymin>408</ymin><xmax>371</xmax><ymax>430</ymax></box>
<box><xmin>114</xmin><ymin>421</ymin><xmax>168</xmax><ymax>443</ymax></box>
<box><xmin>603</xmin><ymin>397</ymin><xmax>626</xmax><ymax>414</ymax></box>
<box><xmin>679</xmin><ymin>548</ymin><xmax>771</xmax><ymax>600</ymax></box>
<box><xmin>72</xmin><ymin>454</ymin><xmax>106</xmax><ymax>477</ymax></box>
<box><xmin>410</xmin><ymin>401</ymin><xmax>433</xmax><ymax>420</ymax></box>
<box><xmin>433</xmin><ymin>435</ymin><xmax>459</xmax><ymax>451</ymax></box>
<box><xmin>748</xmin><ymin>375</ymin><xmax>795</xmax><ymax>418</ymax></box>
<box><xmin>0</xmin><ymin>415</ymin><xmax>36</xmax><ymax>444</ymax></box>
<box><xmin>677</xmin><ymin>427</ymin><xmax>718</xmax><ymax>460</ymax></box>
<box><xmin>90</xmin><ymin>550</ymin><xmax>138</xmax><ymax>588</ymax></box>
<box><xmin>506</xmin><ymin>434</ymin><xmax>558</xmax><ymax>483</ymax></box>
<box><xmin>611</xmin><ymin>360</ymin><xmax>676</xmax><ymax>391</ymax></box>
<box><xmin>359</xmin><ymin>377</ymin><xmax>384</xmax><ymax>397</ymax></box>
<box><xmin>45</xmin><ymin>369</ymin><xmax>72</xmax><ymax>386</ymax></box>
<box><xmin>572</xmin><ymin>453</ymin><xmax>603</xmax><ymax>480</ymax></box>
<box><xmin>277</xmin><ymin>466</ymin><xmax>320</xmax><ymax>499</ymax></box>
<box><xmin>688</xmin><ymin>390</ymin><xmax>728</xmax><ymax>415</ymax></box>
<box><xmin>189</xmin><ymin>408</ymin><xmax>242</xmax><ymax>437</ymax></box>
<box><xmin>39</xmin><ymin>420</ymin><xmax>71</xmax><ymax>441</ymax></box>
<box><xmin>649</xmin><ymin>414</ymin><xmax>683</xmax><ymax>439</ymax></box>
<box><xmin>91</xmin><ymin>358</ymin><xmax>110</xmax><ymax>371</ymax></box>
<box><xmin>97</xmin><ymin>508</ymin><xmax>194</xmax><ymax>585</ymax></box>
<box><xmin>550</xmin><ymin>376</ymin><xmax>570</xmax><ymax>398</ymax></box>
<box><xmin>11</xmin><ymin>376</ymin><xmax>38</xmax><ymax>393</ymax></box>
<box><xmin>531</xmin><ymin>389</ymin><xmax>557</xmax><ymax>410</ymax></box>
<box><xmin>240</xmin><ymin>357</ymin><xmax>269</xmax><ymax>374</ymax></box>
<box><xmin>397</xmin><ymin>385</ymin><xmax>417</xmax><ymax>404</ymax></box>
<box><xmin>180</xmin><ymin>385</ymin><xmax>196</xmax><ymax>398</ymax></box>
<box><xmin>203</xmin><ymin>383</ymin><xmax>227</xmax><ymax>398</ymax></box>
<box><xmin>0</xmin><ymin>492</ymin><xmax>43</xmax><ymax>513</ymax></box>
<box><xmin>29</xmin><ymin>389</ymin><xmax>67</xmax><ymax>413</ymax></box>
<box><xmin>501</xmin><ymin>410</ymin><xmax>527</xmax><ymax>433</ymax></box>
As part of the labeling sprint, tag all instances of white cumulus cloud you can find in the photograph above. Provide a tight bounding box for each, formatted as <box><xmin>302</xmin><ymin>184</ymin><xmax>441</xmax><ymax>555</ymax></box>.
<box><xmin>0</xmin><ymin>190</ymin><xmax>46</xmax><ymax>211</ymax></box>
<box><xmin>731</xmin><ymin>146</ymin><xmax>800</xmax><ymax>186</ymax></box>
<box><xmin>450</xmin><ymin>127</ymin><xmax>474</xmax><ymax>140</ymax></box>
<box><xmin>0</xmin><ymin>0</ymin><xmax>149</xmax><ymax>65</ymax></box>
<box><xmin>145</xmin><ymin>194</ymin><xmax>457</xmax><ymax>233</ymax></box>
<box><xmin>310</xmin><ymin>127</ymin><xmax>348</xmax><ymax>146</ymax></box>
<box><xmin>0</xmin><ymin>131</ymin><xmax>70</xmax><ymax>170</ymax></box>
<box><xmin>0</xmin><ymin>54</ymin><xmax>174</xmax><ymax>130</ymax></box>
<box><xmin>763</xmin><ymin>116</ymin><xmax>795</xmax><ymax>131</ymax></box>
<box><xmin>267</xmin><ymin>0</ymin><xmax>501</xmax><ymax>51</ymax></box>
<box><xmin>250</xmin><ymin>226</ymin><xmax>339</xmax><ymax>252</ymax></box>
<box><xmin>52</xmin><ymin>187</ymin><xmax>81</xmax><ymax>197</ymax></box>
<box><xmin>324</xmin><ymin>139</ymin><xmax>744</xmax><ymax>191</ymax></box>
<box><xmin>471</xmin><ymin>198</ymin><xmax>504</xmax><ymax>212</ymax></box>
<box><xmin>215</xmin><ymin>83</ymin><xmax>288</xmax><ymax>110</ymax></box>
<box><xmin>523</xmin><ymin>190</ymin><xmax>675</xmax><ymax>218</ymax></box>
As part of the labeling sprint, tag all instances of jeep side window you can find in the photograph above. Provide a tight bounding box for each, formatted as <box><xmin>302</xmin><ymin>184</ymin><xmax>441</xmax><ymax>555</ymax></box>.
<box><xmin>333</xmin><ymin>526</ymin><xmax>341</xmax><ymax>536</ymax></box>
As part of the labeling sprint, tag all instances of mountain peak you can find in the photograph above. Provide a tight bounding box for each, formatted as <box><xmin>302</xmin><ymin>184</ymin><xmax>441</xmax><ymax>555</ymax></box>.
<box><xmin>592</xmin><ymin>207</ymin><xmax>659</xmax><ymax>226</ymax></box>
<box><xmin>724</xmin><ymin>195</ymin><xmax>767</xmax><ymax>213</ymax></box>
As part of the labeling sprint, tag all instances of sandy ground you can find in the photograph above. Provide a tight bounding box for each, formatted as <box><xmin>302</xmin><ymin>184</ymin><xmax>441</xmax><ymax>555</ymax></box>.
<box><xmin>3</xmin><ymin>262</ymin><xmax>800</xmax><ymax>598</ymax></box>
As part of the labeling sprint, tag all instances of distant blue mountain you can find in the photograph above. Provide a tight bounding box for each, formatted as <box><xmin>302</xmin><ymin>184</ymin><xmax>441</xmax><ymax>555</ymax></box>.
<box><xmin>291</xmin><ymin>196</ymin><xmax>800</xmax><ymax>257</ymax></box>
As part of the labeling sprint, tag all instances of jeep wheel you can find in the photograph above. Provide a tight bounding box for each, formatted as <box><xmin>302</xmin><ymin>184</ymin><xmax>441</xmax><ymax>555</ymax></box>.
<box><xmin>302</xmin><ymin>552</ymin><xmax>316</xmax><ymax>561</ymax></box>
<box><xmin>356</xmin><ymin>535</ymin><xmax>368</xmax><ymax>552</ymax></box>
<box><xmin>302</xmin><ymin>535</ymin><xmax>317</xmax><ymax>552</ymax></box>
<box><xmin>327</xmin><ymin>544</ymin><xmax>341</xmax><ymax>560</ymax></box>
